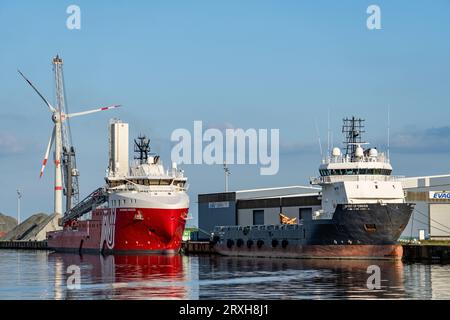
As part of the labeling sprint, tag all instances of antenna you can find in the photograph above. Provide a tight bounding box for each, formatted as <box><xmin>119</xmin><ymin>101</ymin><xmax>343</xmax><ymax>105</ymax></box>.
<box><xmin>327</xmin><ymin>109</ymin><xmax>330</xmax><ymax>157</ymax></box>
<box><xmin>223</xmin><ymin>161</ymin><xmax>231</xmax><ymax>192</ymax></box>
<box><xmin>331</xmin><ymin>131</ymin><xmax>334</xmax><ymax>150</ymax></box>
<box><xmin>387</xmin><ymin>105</ymin><xmax>390</xmax><ymax>161</ymax></box>
<box><xmin>314</xmin><ymin>118</ymin><xmax>323</xmax><ymax>157</ymax></box>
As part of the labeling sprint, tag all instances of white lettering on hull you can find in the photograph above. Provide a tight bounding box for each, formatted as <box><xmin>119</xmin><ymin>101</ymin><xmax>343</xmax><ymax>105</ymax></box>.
<box><xmin>101</xmin><ymin>209</ymin><xmax>116</xmax><ymax>250</ymax></box>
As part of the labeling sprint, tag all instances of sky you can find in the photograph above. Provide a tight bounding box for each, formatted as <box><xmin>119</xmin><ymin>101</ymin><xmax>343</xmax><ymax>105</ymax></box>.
<box><xmin>0</xmin><ymin>0</ymin><xmax>449</xmax><ymax>226</ymax></box>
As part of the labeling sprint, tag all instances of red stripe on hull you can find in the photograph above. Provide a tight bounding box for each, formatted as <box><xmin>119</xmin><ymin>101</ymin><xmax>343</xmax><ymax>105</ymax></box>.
<box><xmin>47</xmin><ymin>207</ymin><xmax>188</xmax><ymax>254</ymax></box>
<box><xmin>215</xmin><ymin>244</ymin><xmax>403</xmax><ymax>260</ymax></box>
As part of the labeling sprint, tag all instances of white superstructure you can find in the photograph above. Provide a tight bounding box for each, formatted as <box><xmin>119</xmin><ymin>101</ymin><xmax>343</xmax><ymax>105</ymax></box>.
<box><xmin>310</xmin><ymin>117</ymin><xmax>407</xmax><ymax>219</ymax></box>
<box><xmin>105</xmin><ymin>120</ymin><xmax>188</xmax><ymax>210</ymax></box>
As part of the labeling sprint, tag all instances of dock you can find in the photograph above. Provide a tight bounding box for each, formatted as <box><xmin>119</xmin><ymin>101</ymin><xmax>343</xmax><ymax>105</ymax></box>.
<box><xmin>402</xmin><ymin>243</ymin><xmax>450</xmax><ymax>262</ymax></box>
<box><xmin>1</xmin><ymin>240</ymin><xmax>450</xmax><ymax>262</ymax></box>
<box><xmin>181</xmin><ymin>241</ymin><xmax>216</xmax><ymax>254</ymax></box>
<box><xmin>0</xmin><ymin>240</ymin><xmax>48</xmax><ymax>250</ymax></box>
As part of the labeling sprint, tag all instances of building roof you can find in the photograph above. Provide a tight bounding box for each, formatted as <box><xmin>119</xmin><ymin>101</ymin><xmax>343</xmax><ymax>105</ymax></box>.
<box><xmin>400</xmin><ymin>174</ymin><xmax>450</xmax><ymax>190</ymax></box>
<box><xmin>198</xmin><ymin>185</ymin><xmax>321</xmax><ymax>203</ymax></box>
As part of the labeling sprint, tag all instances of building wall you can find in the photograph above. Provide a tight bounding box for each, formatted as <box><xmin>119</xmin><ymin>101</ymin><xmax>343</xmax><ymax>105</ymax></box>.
<box><xmin>198</xmin><ymin>192</ymin><xmax>236</xmax><ymax>239</ymax></box>
<box><xmin>429</xmin><ymin>204</ymin><xmax>450</xmax><ymax>239</ymax></box>
<box><xmin>198</xmin><ymin>191</ymin><xmax>322</xmax><ymax>235</ymax></box>
<box><xmin>401</xmin><ymin>201</ymin><xmax>429</xmax><ymax>239</ymax></box>
<box><xmin>238</xmin><ymin>207</ymin><xmax>279</xmax><ymax>225</ymax></box>
<box><xmin>402</xmin><ymin>188</ymin><xmax>450</xmax><ymax>239</ymax></box>
<box><xmin>237</xmin><ymin>205</ymin><xmax>321</xmax><ymax>226</ymax></box>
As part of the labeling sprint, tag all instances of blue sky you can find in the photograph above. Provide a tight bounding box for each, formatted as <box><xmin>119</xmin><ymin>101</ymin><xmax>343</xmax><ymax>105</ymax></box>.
<box><xmin>0</xmin><ymin>0</ymin><xmax>449</xmax><ymax>226</ymax></box>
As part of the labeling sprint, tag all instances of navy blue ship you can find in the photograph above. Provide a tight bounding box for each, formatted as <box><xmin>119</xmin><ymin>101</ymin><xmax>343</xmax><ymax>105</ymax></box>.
<box><xmin>212</xmin><ymin>117</ymin><xmax>414</xmax><ymax>259</ymax></box>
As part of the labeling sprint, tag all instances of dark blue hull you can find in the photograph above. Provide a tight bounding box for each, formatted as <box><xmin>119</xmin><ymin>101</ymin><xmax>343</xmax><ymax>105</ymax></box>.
<box><xmin>305</xmin><ymin>203</ymin><xmax>414</xmax><ymax>245</ymax></box>
<box><xmin>212</xmin><ymin>203</ymin><xmax>414</xmax><ymax>259</ymax></box>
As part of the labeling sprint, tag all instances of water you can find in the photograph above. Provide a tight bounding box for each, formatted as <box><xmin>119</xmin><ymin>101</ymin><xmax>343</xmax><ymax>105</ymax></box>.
<box><xmin>0</xmin><ymin>250</ymin><xmax>450</xmax><ymax>300</ymax></box>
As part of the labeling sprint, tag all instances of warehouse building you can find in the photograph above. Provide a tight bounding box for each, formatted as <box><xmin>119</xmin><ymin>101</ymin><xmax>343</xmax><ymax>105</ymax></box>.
<box><xmin>197</xmin><ymin>186</ymin><xmax>321</xmax><ymax>240</ymax></box>
<box><xmin>402</xmin><ymin>175</ymin><xmax>450</xmax><ymax>240</ymax></box>
<box><xmin>197</xmin><ymin>175</ymin><xmax>450</xmax><ymax>241</ymax></box>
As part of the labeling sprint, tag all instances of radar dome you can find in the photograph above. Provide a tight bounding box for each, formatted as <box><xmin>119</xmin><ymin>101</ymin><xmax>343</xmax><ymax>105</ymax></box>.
<box><xmin>332</xmin><ymin>147</ymin><xmax>341</xmax><ymax>157</ymax></box>
<box><xmin>355</xmin><ymin>146</ymin><xmax>364</xmax><ymax>158</ymax></box>
<box><xmin>369</xmin><ymin>148</ymin><xmax>378</xmax><ymax>158</ymax></box>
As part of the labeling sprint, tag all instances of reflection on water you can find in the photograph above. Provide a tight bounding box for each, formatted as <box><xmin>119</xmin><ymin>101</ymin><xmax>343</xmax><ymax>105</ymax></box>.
<box><xmin>197</xmin><ymin>256</ymin><xmax>407</xmax><ymax>299</ymax></box>
<box><xmin>0</xmin><ymin>250</ymin><xmax>450</xmax><ymax>299</ymax></box>
<box><xmin>53</xmin><ymin>254</ymin><xmax>194</xmax><ymax>300</ymax></box>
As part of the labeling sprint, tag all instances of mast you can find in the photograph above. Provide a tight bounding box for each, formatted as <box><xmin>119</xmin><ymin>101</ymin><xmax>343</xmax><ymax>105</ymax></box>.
<box><xmin>53</xmin><ymin>55</ymin><xmax>80</xmax><ymax>213</ymax></box>
<box><xmin>342</xmin><ymin>116</ymin><xmax>365</xmax><ymax>159</ymax></box>
<box><xmin>134</xmin><ymin>135</ymin><xmax>151</xmax><ymax>164</ymax></box>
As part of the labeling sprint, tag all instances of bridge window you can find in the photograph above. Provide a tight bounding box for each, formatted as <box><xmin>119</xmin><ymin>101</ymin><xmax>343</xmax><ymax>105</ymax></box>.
<box><xmin>319</xmin><ymin>168</ymin><xmax>392</xmax><ymax>176</ymax></box>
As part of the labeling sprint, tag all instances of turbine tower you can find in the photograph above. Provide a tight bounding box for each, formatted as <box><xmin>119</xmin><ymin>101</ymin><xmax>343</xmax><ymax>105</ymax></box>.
<box><xmin>18</xmin><ymin>55</ymin><xmax>120</xmax><ymax>215</ymax></box>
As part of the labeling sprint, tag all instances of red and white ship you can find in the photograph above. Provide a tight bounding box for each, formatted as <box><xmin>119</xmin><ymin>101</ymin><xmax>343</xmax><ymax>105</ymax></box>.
<box><xmin>47</xmin><ymin>119</ymin><xmax>189</xmax><ymax>254</ymax></box>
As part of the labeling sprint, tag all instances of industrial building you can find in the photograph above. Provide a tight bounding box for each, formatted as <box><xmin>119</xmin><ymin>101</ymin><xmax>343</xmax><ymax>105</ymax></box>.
<box><xmin>402</xmin><ymin>175</ymin><xmax>450</xmax><ymax>240</ymax></box>
<box><xmin>197</xmin><ymin>175</ymin><xmax>450</xmax><ymax>241</ymax></box>
<box><xmin>198</xmin><ymin>186</ymin><xmax>321</xmax><ymax>240</ymax></box>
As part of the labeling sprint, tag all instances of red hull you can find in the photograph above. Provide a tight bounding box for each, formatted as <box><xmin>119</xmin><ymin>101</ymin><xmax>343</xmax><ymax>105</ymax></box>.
<box><xmin>47</xmin><ymin>207</ymin><xmax>188</xmax><ymax>254</ymax></box>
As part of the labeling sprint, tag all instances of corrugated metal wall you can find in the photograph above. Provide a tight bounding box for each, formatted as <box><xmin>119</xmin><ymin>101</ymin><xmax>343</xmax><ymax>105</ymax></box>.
<box><xmin>429</xmin><ymin>204</ymin><xmax>450</xmax><ymax>239</ymax></box>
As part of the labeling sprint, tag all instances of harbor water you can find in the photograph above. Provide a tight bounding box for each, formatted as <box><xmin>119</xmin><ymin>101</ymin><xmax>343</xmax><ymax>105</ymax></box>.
<box><xmin>0</xmin><ymin>250</ymin><xmax>450</xmax><ymax>300</ymax></box>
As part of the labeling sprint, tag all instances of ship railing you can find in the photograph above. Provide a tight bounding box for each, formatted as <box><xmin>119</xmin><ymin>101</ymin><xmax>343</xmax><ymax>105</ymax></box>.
<box><xmin>321</xmin><ymin>154</ymin><xmax>389</xmax><ymax>164</ymax></box>
<box><xmin>108</xmin><ymin>183</ymin><xmax>186</xmax><ymax>193</ymax></box>
<box><xmin>310</xmin><ymin>175</ymin><xmax>404</xmax><ymax>185</ymax></box>
<box><xmin>213</xmin><ymin>223</ymin><xmax>303</xmax><ymax>233</ymax></box>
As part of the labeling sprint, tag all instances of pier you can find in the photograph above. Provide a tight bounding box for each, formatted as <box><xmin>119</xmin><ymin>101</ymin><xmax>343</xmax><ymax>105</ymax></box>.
<box><xmin>402</xmin><ymin>243</ymin><xmax>450</xmax><ymax>262</ymax></box>
<box><xmin>181</xmin><ymin>241</ymin><xmax>216</xmax><ymax>254</ymax></box>
<box><xmin>1</xmin><ymin>240</ymin><xmax>450</xmax><ymax>262</ymax></box>
<box><xmin>0</xmin><ymin>240</ymin><xmax>48</xmax><ymax>250</ymax></box>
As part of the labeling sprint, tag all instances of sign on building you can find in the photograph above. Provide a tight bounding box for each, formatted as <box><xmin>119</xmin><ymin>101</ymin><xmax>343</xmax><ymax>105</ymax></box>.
<box><xmin>208</xmin><ymin>201</ymin><xmax>230</xmax><ymax>209</ymax></box>
<box><xmin>429</xmin><ymin>191</ymin><xmax>450</xmax><ymax>200</ymax></box>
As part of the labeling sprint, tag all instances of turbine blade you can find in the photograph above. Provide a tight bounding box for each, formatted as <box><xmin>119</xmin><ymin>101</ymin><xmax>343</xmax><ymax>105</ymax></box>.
<box><xmin>40</xmin><ymin>127</ymin><xmax>55</xmax><ymax>178</ymax></box>
<box><xmin>67</xmin><ymin>104</ymin><xmax>121</xmax><ymax>118</ymax></box>
<box><xmin>18</xmin><ymin>70</ymin><xmax>56</xmax><ymax>113</ymax></box>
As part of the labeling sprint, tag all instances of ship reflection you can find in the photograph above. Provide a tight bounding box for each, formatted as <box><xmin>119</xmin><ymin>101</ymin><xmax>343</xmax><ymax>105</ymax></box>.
<box><xmin>50</xmin><ymin>253</ymin><xmax>192</xmax><ymax>300</ymax></box>
<box><xmin>49</xmin><ymin>253</ymin><xmax>408</xmax><ymax>299</ymax></box>
<box><xmin>197</xmin><ymin>255</ymin><xmax>406</xmax><ymax>299</ymax></box>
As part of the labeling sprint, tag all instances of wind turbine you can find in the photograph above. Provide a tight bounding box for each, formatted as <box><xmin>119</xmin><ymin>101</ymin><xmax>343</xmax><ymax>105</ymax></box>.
<box><xmin>18</xmin><ymin>68</ymin><xmax>120</xmax><ymax>215</ymax></box>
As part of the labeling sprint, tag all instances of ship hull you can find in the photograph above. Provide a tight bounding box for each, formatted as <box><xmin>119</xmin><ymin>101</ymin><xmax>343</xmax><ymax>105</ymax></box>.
<box><xmin>215</xmin><ymin>244</ymin><xmax>403</xmax><ymax>260</ymax></box>
<box><xmin>213</xmin><ymin>203</ymin><xmax>414</xmax><ymax>260</ymax></box>
<box><xmin>47</xmin><ymin>207</ymin><xmax>188</xmax><ymax>254</ymax></box>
